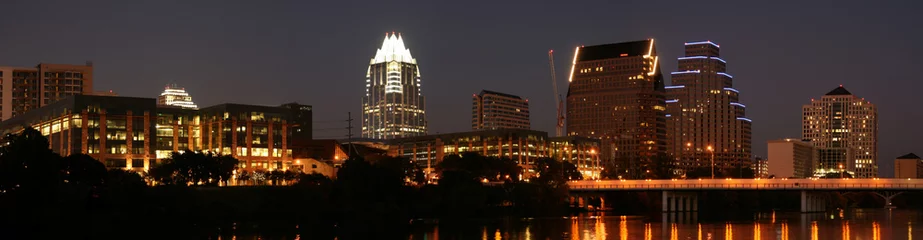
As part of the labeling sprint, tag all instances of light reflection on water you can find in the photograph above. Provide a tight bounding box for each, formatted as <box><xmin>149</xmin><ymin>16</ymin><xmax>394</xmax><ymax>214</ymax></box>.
<box><xmin>406</xmin><ymin>209</ymin><xmax>922</xmax><ymax>240</ymax></box>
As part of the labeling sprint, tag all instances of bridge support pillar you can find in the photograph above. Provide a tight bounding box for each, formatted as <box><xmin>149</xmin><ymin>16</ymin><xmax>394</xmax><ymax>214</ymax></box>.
<box><xmin>800</xmin><ymin>191</ymin><xmax>826</xmax><ymax>213</ymax></box>
<box><xmin>662</xmin><ymin>191</ymin><xmax>698</xmax><ymax>212</ymax></box>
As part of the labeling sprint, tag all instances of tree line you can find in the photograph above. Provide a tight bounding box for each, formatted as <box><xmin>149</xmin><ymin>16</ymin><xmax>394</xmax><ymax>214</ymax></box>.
<box><xmin>0</xmin><ymin>127</ymin><xmax>587</xmax><ymax>238</ymax></box>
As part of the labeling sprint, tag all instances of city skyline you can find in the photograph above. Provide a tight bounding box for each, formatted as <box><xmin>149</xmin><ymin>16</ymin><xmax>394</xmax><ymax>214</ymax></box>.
<box><xmin>0</xmin><ymin>1</ymin><xmax>920</xmax><ymax>176</ymax></box>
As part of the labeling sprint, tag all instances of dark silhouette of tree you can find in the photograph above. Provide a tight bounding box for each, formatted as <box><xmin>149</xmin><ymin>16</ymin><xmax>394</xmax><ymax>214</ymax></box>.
<box><xmin>294</xmin><ymin>172</ymin><xmax>333</xmax><ymax>187</ymax></box>
<box><xmin>531</xmin><ymin>157</ymin><xmax>582</xmax><ymax>187</ymax></box>
<box><xmin>268</xmin><ymin>170</ymin><xmax>284</xmax><ymax>186</ymax></box>
<box><xmin>0</xmin><ymin>127</ymin><xmax>62</xmax><ymax>193</ymax></box>
<box><xmin>372</xmin><ymin>156</ymin><xmax>426</xmax><ymax>185</ymax></box>
<box><xmin>437</xmin><ymin>152</ymin><xmax>521</xmax><ymax>182</ymax></box>
<box><xmin>61</xmin><ymin>153</ymin><xmax>107</xmax><ymax>188</ymax></box>
<box><xmin>147</xmin><ymin>151</ymin><xmax>239</xmax><ymax>186</ymax></box>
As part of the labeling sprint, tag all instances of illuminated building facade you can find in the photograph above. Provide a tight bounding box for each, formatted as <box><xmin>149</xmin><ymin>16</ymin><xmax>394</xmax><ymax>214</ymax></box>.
<box><xmin>157</xmin><ymin>83</ymin><xmax>198</xmax><ymax>109</ymax></box>
<box><xmin>0</xmin><ymin>63</ymin><xmax>93</xmax><ymax>120</ymax></box>
<box><xmin>362</xmin><ymin>32</ymin><xmax>427</xmax><ymax>139</ymax></box>
<box><xmin>665</xmin><ymin>41</ymin><xmax>752</xmax><ymax>176</ymax></box>
<box><xmin>802</xmin><ymin>86</ymin><xmax>878</xmax><ymax>178</ymax></box>
<box><xmin>0</xmin><ymin>95</ymin><xmax>309</xmax><ymax>172</ymax></box>
<box><xmin>0</xmin><ymin>95</ymin><xmax>156</xmax><ymax>170</ymax></box>
<box><xmin>767</xmin><ymin>138</ymin><xmax>817</xmax><ymax>178</ymax></box>
<box><xmin>894</xmin><ymin>153</ymin><xmax>923</xmax><ymax>179</ymax></box>
<box><xmin>388</xmin><ymin>129</ymin><xmax>601</xmax><ymax>179</ymax></box>
<box><xmin>565</xmin><ymin>39</ymin><xmax>666</xmax><ymax>179</ymax></box>
<box><xmin>472</xmin><ymin>90</ymin><xmax>530</xmax><ymax>130</ymax></box>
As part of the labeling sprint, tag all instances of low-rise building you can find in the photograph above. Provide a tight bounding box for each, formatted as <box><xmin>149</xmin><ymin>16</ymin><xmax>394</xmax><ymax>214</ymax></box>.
<box><xmin>767</xmin><ymin>139</ymin><xmax>817</xmax><ymax>178</ymax></box>
<box><xmin>388</xmin><ymin>129</ymin><xmax>601</xmax><ymax>179</ymax></box>
<box><xmin>894</xmin><ymin>153</ymin><xmax>923</xmax><ymax>179</ymax></box>
<box><xmin>0</xmin><ymin>95</ymin><xmax>310</xmax><ymax>173</ymax></box>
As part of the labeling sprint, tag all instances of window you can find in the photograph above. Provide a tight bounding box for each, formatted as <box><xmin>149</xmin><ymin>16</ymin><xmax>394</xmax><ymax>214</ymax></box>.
<box><xmin>131</xmin><ymin>159</ymin><xmax>144</xmax><ymax>168</ymax></box>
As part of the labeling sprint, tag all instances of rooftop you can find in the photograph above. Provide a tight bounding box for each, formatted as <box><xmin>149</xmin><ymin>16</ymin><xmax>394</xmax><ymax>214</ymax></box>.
<box><xmin>897</xmin><ymin>153</ymin><xmax>921</xmax><ymax>160</ymax></box>
<box><xmin>577</xmin><ymin>39</ymin><xmax>654</xmax><ymax>62</ymax></box>
<box><xmin>825</xmin><ymin>86</ymin><xmax>852</xmax><ymax>96</ymax></box>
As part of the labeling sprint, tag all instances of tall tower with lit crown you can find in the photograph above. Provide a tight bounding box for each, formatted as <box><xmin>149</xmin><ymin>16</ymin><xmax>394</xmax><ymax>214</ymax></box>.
<box><xmin>157</xmin><ymin>83</ymin><xmax>198</xmax><ymax>109</ymax></box>
<box><xmin>362</xmin><ymin>33</ymin><xmax>427</xmax><ymax>139</ymax></box>
<box><xmin>665</xmin><ymin>41</ymin><xmax>752</xmax><ymax>177</ymax></box>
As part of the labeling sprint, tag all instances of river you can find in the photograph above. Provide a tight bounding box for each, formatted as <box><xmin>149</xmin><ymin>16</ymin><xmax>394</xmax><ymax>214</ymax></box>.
<box><xmin>404</xmin><ymin>209</ymin><xmax>921</xmax><ymax>240</ymax></box>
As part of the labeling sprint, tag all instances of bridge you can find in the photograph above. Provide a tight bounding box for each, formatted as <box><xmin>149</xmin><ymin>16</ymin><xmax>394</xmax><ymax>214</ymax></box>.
<box><xmin>566</xmin><ymin>178</ymin><xmax>923</xmax><ymax>212</ymax></box>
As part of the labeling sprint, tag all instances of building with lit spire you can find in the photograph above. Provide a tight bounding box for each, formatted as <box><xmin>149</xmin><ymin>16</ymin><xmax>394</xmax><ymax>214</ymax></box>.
<box><xmin>665</xmin><ymin>41</ymin><xmax>752</xmax><ymax>177</ymax></box>
<box><xmin>803</xmin><ymin>85</ymin><xmax>877</xmax><ymax>178</ymax></box>
<box><xmin>157</xmin><ymin>83</ymin><xmax>198</xmax><ymax>109</ymax></box>
<box><xmin>362</xmin><ymin>32</ymin><xmax>427</xmax><ymax>139</ymax></box>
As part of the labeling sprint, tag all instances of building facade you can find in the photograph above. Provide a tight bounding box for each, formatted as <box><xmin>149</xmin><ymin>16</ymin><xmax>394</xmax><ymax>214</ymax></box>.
<box><xmin>362</xmin><ymin>33</ymin><xmax>427</xmax><ymax>139</ymax></box>
<box><xmin>0</xmin><ymin>95</ymin><xmax>310</xmax><ymax>172</ymax></box>
<box><xmin>802</xmin><ymin>86</ymin><xmax>878</xmax><ymax>178</ymax></box>
<box><xmin>767</xmin><ymin>139</ymin><xmax>817</xmax><ymax>178</ymax></box>
<box><xmin>894</xmin><ymin>153</ymin><xmax>922</xmax><ymax>179</ymax></box>
<box><xmin>157</xmin><ymin>83</ymin><xmax>198</xmax><ymax>109</ymax></box>
<box><xmin>665</xmin><ymin>41</ymin><xmax>752</xmax><ymax>176</ymax></box>
<box><xmin>388</xmin><ymin>129</ymin><xmax>601</xmax><ymax>180</ymax></box>
<box><xmin>566</xmin><ymin>39</ymin><xmax>666</xmax><ymax>179</ymax></box>
<box><xmin>0</xmin><ymin>63</ymin><xmax>94</xmax><ymax>120</ymax></box>
<box><xmin>472</xmin><ymin>90</ymin><xmax>530</xmax><ymax>130</ymax></box>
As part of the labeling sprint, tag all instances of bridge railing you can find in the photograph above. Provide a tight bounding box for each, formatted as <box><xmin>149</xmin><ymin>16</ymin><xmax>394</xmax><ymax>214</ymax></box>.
<box><xmin>567</xmin><ymin>179</ymin><xmax>923</xmax><ymax>191</ymax></box>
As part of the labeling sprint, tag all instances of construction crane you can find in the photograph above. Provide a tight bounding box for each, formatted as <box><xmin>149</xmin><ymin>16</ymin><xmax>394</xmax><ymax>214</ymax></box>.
<box><xmin>548</xmin><ymin>50</ymin><xmax>565</xmax><ymax>137</ymax></box>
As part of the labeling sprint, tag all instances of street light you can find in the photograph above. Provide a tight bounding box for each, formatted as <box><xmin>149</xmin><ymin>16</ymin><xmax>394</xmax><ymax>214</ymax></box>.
<box><xmin>839</xmin><ymin>164</ymin><xmax>844</xmax><ymax>178</ymax></box>
<box><xmin>707</xmin><ymin>145</ymin><xmax>714</xmax><ymax>179</ymax></box>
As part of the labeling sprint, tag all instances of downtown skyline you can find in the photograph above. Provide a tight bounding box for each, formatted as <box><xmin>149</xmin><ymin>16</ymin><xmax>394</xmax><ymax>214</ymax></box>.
<box><xmin>0</xmin><ymin>1</ymin><xmax>920</xmax><ymax>176</ymax></box>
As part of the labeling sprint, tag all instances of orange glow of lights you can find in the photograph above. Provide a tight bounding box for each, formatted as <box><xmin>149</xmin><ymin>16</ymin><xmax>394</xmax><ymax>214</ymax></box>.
<box><xmin>647</xmin><ymin>56</ymin><xmax>659</xmax><ymax>76</ymax></box>
<box><xmin>568</xmin><ymin>47</ymin><xmax>580</xmax><ymax>82</ymax></box>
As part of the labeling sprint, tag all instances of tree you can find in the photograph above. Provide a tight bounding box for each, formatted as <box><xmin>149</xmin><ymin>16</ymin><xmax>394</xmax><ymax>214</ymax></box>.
<box><xmin>531</xmin><ymin>157</ymin><xmax>582</xmax><ymax>187</ymax></box>
<box><xmin>147</xmin><ymin>151</ymin><xmax>239</xmax><ymax>186</ymax></box>
<box><xmin>437</xmin><ymin>152</ymin><xmax>521</xmax><ymax>182</ymax></box>
<box><xmin>0</xmin><ymin>127</ymin><xmax>63</xmax><ymax>193</ymax></box>
<box><xmin>61</xmin><ymin>154</ymin><xmax>107</xmax><ymax>188</ymax></box>
<box><xmin>372</xmin><ymin>156</ymin><xmax>426</xmax><ymax>185</ymax></box>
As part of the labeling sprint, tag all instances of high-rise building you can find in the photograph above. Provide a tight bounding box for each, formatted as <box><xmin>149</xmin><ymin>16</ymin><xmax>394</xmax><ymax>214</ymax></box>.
<box><xmin>0</xmin><ymin>63</ymin><xmax>93</xmax><ymax>120</ymax></box>
<box><xmin>566</xmin><ymin>39</ymin><xmax>666</xmax><ymax>179</ymax></box>
<box><xmin>752</xmin><ymin>157</ymin><xmax>768</xmax><ymax>178</ymax></box>
<box><xmin>665</xmin><ymin>41</ymin><xmax>752</xmax><ymax>176</ymax></box>
<box><xmin>279</xmin><ymin>102</ymin><xmax>313</xmax><ymax>141</ymax></box>
<box><xmin>157</xmin><ymin>84</ymin><xmax>198</xmax><ymax>109</ymax></box>
<box><xmin>472</xmin><ymin>90</ymin><xmax>530</xmax><ymax>130</ymax></box>
<box><xmin>802</xmin><ymin>86</ymin><xmax>878</xmax><ymax>178</ymax></box>
<box><xmin>362</xmin><ymin>33</ymin><xmax>427</xmax><ymax>139</ymax></box>
<box><xmin>767</xmin><ymin>138</ymin><xmax>817</xmax><ymax>178</ymax></box>
<box><xmin>894</xmin><ymin>153</ymin><xmax>923</xmax><ymax>179</ymax></box>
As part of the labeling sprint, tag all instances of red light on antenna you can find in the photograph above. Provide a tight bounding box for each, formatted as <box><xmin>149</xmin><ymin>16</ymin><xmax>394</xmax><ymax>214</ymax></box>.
<box><xmin>839</xmin><ymin>84</ymin><xmax>843</xmax><ymax>87</ymax></box>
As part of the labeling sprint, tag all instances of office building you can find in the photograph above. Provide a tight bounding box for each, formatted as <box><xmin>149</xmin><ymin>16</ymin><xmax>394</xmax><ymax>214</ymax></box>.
<box><xmin>0</xmin><ymin>95</ymin><xmax>312</xmax><ymax>172</ymax></box>
<box><xmin>565</xmin><ymin>39</ymin><xmax>666</xmax><ymax>179</ymax></box>
<box><xmin>0</xmin><ymin>63</ymin><xmax>93</xmax><ymax>120</ymax></box>
<box><xmin>665</xmin><ymin>41</ymin><xmax>752</xmax><ymax>176</ymax></box>
<box><xmin>472</xmin><ymin>90</ymin><xmax>530</xmax><ymax>130</ymax></box>
<box><xmin>279</xmin><ymin>102</ymin><xmax>313</xmax><ymax>142</ymax></box>
<box><xmin>802</xmin><ymin>86</ymin><xmax>877</xmax><ymax>178</ymax></box>
<box><xmin>752</xmin><ymin>157</ymin><xmax>768</xmax><ymax>178</ymax></box>
<box><xmin>767</xmin><ymin>139</ymin><xmax>817</xmax><ymax>178</ymax></box>
<box><xmin>894</xmin><ymin>153</ymin><xmax>922</xmax><ymax>178</ymax></box>
<box><xmin>157</xmin><ymin>83</ymin><xmax>198</xmax><ymax>109</ymax></box>
<box><xmin>388</xmin><ymin>129</ymin><xmax>601</xmax><ymax>179</ymax></box>
<box><xmin>362</xmin><ymin>32</ymin><xmax>427</xmax><ymax>139</ymax></box>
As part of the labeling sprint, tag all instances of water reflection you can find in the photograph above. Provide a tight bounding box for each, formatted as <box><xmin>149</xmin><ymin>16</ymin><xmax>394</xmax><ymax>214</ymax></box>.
<box><xmin>224</xmin><ymin>209</ymin><xmax>921</xmax><ymax>239</ymax></box>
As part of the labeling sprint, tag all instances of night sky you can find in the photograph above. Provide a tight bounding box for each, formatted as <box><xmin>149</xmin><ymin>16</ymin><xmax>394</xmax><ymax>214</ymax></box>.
<box><xmin>1</xmin><ymin>1</ymin><xmax>920</xmax><ymax>176</ymax></box>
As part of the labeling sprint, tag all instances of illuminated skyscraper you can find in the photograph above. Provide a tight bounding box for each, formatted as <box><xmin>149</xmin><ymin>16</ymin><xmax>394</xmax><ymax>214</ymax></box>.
<box><xmin>802</xmin><ymin>86</ymin><xmax>877</xmax><ymax>178</ymax></box>
<box><xmin>362</xmin><ymin>33</ymin><xmax>427</xmax><ymax>139</ymax></box>
<box><xmin>157</xmin><ymin>83</ymin><xmax>198</xmax><ymax>109</ymax></box>
<box><xmin>566</xmin><ymin>39</ymin><xmax>667</xmax><ymax>179</ymax></box>
<box><xmin>665</xmin><ymin>41</ymin><xmax>752</xmax><ymax>177</ymax></box>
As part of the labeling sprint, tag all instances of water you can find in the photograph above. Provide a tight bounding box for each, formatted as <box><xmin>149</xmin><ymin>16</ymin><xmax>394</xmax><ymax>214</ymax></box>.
<box><xmin>405</xmin><ymin>209</ymin><xmax>923</xmax><ymax>240</ymax></box>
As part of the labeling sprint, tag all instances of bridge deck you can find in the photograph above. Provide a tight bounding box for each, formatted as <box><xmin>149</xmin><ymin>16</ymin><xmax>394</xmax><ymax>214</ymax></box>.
<box><xmin>568</xmin><ymin>178</ymin><xmax>923</xmax><ymax>191</ymax></box>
